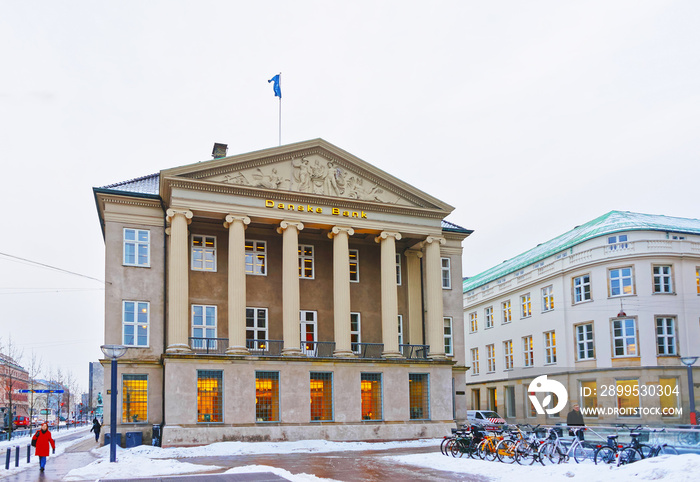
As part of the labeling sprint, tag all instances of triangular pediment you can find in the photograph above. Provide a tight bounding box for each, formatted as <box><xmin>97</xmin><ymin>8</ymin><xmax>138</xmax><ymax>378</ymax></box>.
<box><xmin>161</xmin><ymin>139</ymin><xmax>453</xmax><ymax>212</ymax></box>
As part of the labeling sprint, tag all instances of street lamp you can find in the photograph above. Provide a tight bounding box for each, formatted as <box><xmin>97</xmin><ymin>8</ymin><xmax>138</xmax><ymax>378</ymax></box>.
<box><xmin>680</xmin><ymin>356</ymin><xmax>698</xmax><ymax>425</ymax></box>
<box><xmin>100</xmin><ymin>345</ymin><xmax>127</xmax><ymax>462</ymax></box>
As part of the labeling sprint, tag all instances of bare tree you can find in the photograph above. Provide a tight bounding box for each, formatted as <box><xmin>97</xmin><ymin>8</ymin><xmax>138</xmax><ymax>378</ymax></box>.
<box><xmin>0</xmin><ymin>335</ymin><xmax>27</xmax><ymax>441</ymax></box>
<box><xmin>25</xmin><ymin>350</ymin><xmax>43</xmax><ymax>425</ymax></box>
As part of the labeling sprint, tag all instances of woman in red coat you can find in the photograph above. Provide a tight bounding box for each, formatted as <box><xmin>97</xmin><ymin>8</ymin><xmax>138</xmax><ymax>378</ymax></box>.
<box><xmin>32</xmin><ymin>422</ymin><xmax>56</xmax><ymax>472</ymax></box>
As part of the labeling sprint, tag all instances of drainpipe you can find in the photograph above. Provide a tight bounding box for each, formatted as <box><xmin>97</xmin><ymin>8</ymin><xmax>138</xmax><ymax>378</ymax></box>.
<box><xmin>160</xmin><ymin>200</ymin><xmax>168</xmax><ymax>430</ymax></box>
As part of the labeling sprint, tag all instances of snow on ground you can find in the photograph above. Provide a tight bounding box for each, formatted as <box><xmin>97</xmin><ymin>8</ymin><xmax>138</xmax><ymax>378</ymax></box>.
<box><xmin>224</xmin><ymin>465</ymin><xmax>340</xmax><ymax>482</ymax></box>
<box><xmin>387</xmin><ymin>452</ymin><xmax>700</xmax><ymax>482</ymax></box>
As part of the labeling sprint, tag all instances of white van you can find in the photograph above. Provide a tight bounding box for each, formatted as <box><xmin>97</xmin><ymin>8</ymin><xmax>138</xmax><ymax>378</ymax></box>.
<box><xmin>466</xmin><ymin>410</ymin><xmax>506</xmax><ymax>426</ymax></box>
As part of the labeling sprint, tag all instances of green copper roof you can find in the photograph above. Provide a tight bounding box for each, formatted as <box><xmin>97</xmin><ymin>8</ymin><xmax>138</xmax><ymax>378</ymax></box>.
<box><xmin>463</xmin><ymin>211</ymin><xmax>700</xmax><ymax>293</ymax></box>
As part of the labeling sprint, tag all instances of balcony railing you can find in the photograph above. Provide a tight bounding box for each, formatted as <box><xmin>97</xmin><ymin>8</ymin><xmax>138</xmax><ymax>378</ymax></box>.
<box><xmin>189</xmin><ymin>337</ymin><xmax>228</xmax><ymax>354</ymax></box>
<box><xmin>353</xmin><ymin>342</ymin><xmax>384</xmax><ymax>359</ymax></box>
<box><xmin>300</xmin><ymin>340</ymin><xmax>336</xmax><ymax>358</ymax></box>
<box><xmin>400</xmin><ymin>344</ymin><xmax>429</xmax><ymax>359</ymax></box>
<box><xmin>246</xmin><ymin>339</ymin><xmax>284</xmax><ymax>356</ymax></box>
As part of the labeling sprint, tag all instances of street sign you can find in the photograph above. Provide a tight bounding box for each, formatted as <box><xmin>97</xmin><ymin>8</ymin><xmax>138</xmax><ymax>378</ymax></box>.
<box><xmin>41</xmin><ymin>409</ymin><xmax>51</xmax><ymax>415</ymax></box>
<box><xmin>17</xmin><ymin>389</ymin><xmax>64</xmax><ymax>394</ymax></box>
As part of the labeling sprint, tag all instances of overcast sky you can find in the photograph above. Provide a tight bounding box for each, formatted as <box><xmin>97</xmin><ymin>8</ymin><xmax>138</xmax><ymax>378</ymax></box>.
<box><xmin>2</xmin><ymin>1</ymin><xmax>699</xmax><ymax>391</ymax></box>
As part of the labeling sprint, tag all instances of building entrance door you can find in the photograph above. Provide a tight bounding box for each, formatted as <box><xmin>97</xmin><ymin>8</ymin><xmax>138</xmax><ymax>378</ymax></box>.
<box><xmin>300</xmin><ymin>310</ymin><xmax>317</xmax><ymax>356</ymax></box>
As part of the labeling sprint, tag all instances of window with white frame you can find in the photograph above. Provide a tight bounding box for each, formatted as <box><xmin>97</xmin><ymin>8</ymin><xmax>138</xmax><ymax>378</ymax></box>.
<box><xmin>469</xmin><ymin>312</ymin><xmax>477</xmax><ymax>333</ymax></box>
<box><xmin>520</xmin><ymin>293</ymin><xmax>531</xmax><ymax>318</ymax></box>
<box><xmin>441</xmin><ymin>257</ymin><xmax>451</xmax><ymax>289</ymax></box>
<box><xmin>396</xmin><ymin>254</ymin><xmax>402</xmax><ymax>285</ymax></box>
<box><xmin>609</xmin><ymin>267</ymin><xmax>634</xmax><ymax>297</ymax></box>
<box><xmin>608</xmin><ymin>234</ymin><xmax>628</xmax><ymax>249</ymax></box>
<box><xmin>192</xmin><ymin>305</ymin><xmax>217</xmax><ymax>349</ymax></box>
<box><xmin>485</xmin><ymin>306</ymin><xmax>494</xmax><ymax>328</ymax></box>
<box><xmin>470</xmin><ymin>348</ymin><xmax>479</xmax><ymax>375</ymax></box>
<box><xmin>696</xmin><ymin>268</ymin><xmax>700</xmax><ymax>294</ymax></box>
<box><xmin>542</xmin><ymin>286</ymin><xmax>554</xmax><ymax>312</ymax></box>
<box><xmin>612</xmin><ymin>318</ymin><xmax>638</xmax><ymax>357</ymax></box>
<box><xmin>245</xmin><ymin>240</ymin><xmax>267</xmax><ymax>275</ymax></box>
<box><xmin>191</xmin><ymin>235</ymin><xmax>216</xmax><ymax>271</ymax></box>
<box><xmin>573</xmin><ymin>274</ymin><xmax>591</xmax><ymax>303</ymax></box>
<box><xmin>653</xmin><ymin>265</ymin><xmax>673</xmax><ymax>293</ymax></box>
<box><xmin>349</xmin><ymin>249</ymin><xmax>359</xmax><ymax>282</ymax></box>
<box><xmin>503</xmin><ymin>340</ymin><xmax>513</xmax><ymax>370</ymax></box>
<box><xmin>576</xmin><ymin>323</ymin><xmax>595</xmax><ymax>360</ymax></box>
<box><xmin>486</xmin><ymin>344</ymin><xmax>496</xmax><ymax>373</ymax></box>
<box><xmin>544</xmin><ymin>330</ymin><xmax>556</xmax><ymax>364</ymax></box>
<box><xmin>123</xmin><ymin>229</ymin><xmax>150</xmax><ymax>267</ymax></box>
<box><xmin>656</xmin><ymin>317</ymin><xmax>677</xmax><ymax>355</ymax></box>
<box><xmin>502</xmin><ymin>300</ymin><xmax>511</xmax><ymax>324</ymax></box>
<box><xmin>298</xmin><ymin>245</ymin><xmax>314</xmax><ymax>279</ymax></box>
<box><xmin>444</xmin><ymin>317</ymin><xmax>453</xmax><ymax>356</ymax></box>
<box><xmin>351</xmin><ymin>312</ymin><xmax>361</xmax><ymax>353</ymax></box>
<box><xmin>246</xmin><ymin>308</ymin><xmax>268</xmax><ymax>347</ymax></box>
<box><xmin>123</xmin><ymin>301</ymin><xmax>149</xmax><ymax>347</ymax></box>
<box><xmin>522</xmin><ymin>335</ymin><xmax>534</xmax><ymax>367</ymax></box>
<box><xmin>397</xmin><ymin>315</ymin><xmax>404</xmax><ymax>346</ymax></box>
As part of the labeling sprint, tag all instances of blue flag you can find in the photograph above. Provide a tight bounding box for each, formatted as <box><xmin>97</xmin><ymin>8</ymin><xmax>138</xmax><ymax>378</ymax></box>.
<box><xmin>268</xmin><ymin>74</ymin><xmax>281</xmax><ymax>98</ymax></box>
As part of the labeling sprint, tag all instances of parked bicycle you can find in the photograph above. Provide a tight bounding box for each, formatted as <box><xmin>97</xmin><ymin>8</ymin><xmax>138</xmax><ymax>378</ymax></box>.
<box><xmin>537</xmin><ymin>426</ymin><xmax>589</xmax><ymax>464</ymax></box>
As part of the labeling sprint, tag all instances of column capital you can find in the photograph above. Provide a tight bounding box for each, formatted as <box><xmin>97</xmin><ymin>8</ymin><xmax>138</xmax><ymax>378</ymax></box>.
<box><xmin>374</xmin><ymin>231</ymin><xmax>402</xmax><ymax>243</ymax></box>
<box><xmin>224</xmin><ymin>214</ymin><xmax>251</xmax><ymax>229</ymax></box>
<box><xmin>404</xmin><ymin>249</ymin><xmax>423</xmax><ymax>259</ymax></box>
<box><xmin>166</xmin><ymin>208</ymin><xmax>193</xmax><ymax>224</ymax></box>
<box><xmin>424</xmin><ymin>235</ymin><xmax>446</xmax><ymax>246</ymax></box>
<box><xmin>276</xmin><ymin>220</ymin><xmax>304</xmax><ymax>234</ymax></box>
<box><xmin>328</xmin><ymin>226</ymin><xmax>355</xmax><ymax>239</ymax></box>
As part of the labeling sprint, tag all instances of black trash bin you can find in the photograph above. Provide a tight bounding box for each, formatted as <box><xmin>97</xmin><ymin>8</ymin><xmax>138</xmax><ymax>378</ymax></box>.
<box><xmin>125</xmin><ymin>431</ymin><xmax>143</xmax><ymax>448</ymax></box>
<box><xmin>152</xmin><ymin>424</ymin><xmax>162</xmax><ymax>447</ymax></box>
<box><xmin>103</xmin><ymin>433</ymin><xmax>122</xmax><ymax>447</ymax></box>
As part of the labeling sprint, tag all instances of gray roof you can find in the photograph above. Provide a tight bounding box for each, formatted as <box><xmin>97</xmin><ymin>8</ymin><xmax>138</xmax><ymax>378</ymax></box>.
<box><xmin>442</xmin><ymin>219</ymin><xmax>472</xmax><ymax>234</ymax></box>
<box><xmin>463</xmin><ymin>210</ymin><xmax>700</xmax><ymax>293</ymax></box>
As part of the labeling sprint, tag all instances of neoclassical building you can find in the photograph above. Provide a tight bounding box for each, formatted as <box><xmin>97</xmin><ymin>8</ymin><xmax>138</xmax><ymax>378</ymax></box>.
<box><xmin>93</xmin><ymin>139</ymin><xmax>471</xmax><ymax>446</ymax></box>
<box><xmin>463</xmin><ymin>211</ymin><xmax>700</xmax><ymax>425</ymax></box>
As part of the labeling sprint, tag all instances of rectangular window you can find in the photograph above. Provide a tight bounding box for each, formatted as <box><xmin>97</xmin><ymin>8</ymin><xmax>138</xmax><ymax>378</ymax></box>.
<box><xmin>441</xmin><ymin>257</ymin><xmax>451</xmax><ymax>289</ymax></box>
<box><xmin>696</xmin><ymin>268</ymin><xmax>700</xmax><ymax>294</ymax></box>
<box><xmin>504</xmin><ymin>385</ymin><xmax>516</xmax><ymax>418</ymax></box>
<box><xmin>443</xmin><ymin>317</ymin><xmax>453</xmax><ymax>356</ymax></box>
<box><xmin>409</xmin><ymin>374</ymin><xmax>429</xmax><ymax>420</ymax></box>
<box><xmin>300</xmin><ymin>310</ymin><xmax>317</xmax><ymax>355</ymax></box>
<box><xmin>469</xmin><ymin>312</ymin><xmax>478</xmax><ymax>333</ymax></box>
<box><xmin>659</xmin><ymin>377</ymin><xmax>679</xmax><ymax>417</ymax></box>
<box><xmin>255</xmin><ymin>371</ymin><xmax>279</xmax><ymax>422</ymax></box>
<box><xmin>361</xmin><ymin>373</ymin><xmax>383</xmax><ymax>420</ymax></box>
<box><xmin>522</xmin><ymin>335</ymin><xmax>534</xmax><ymax>367</ymax></box>
<box><xmin>541</xmin><ymin>285</ymin><xmax>554</xmax><ymax>312</ymax></box>
<box><xmin>573</xmin><ymin>274</ymin><xmax>591</xmax><ymax>303</ymax></box>
<box><xmin>310</xmin><ymin>372</ymin><xmax>333</xmax><ymax>421</ymax></box>
<box><xmin>246</xmin><ymin>308</ymin><xmax>268</xmax><ymax>348</ymax></box>
<box><xmin>351</xmin><ymin>313</ymin><xmax>361</xmax><ymax>353</ymax></box>
<box><xmin>349</xmin><ymin>249</ymin><xmax>359</xmax><ymax>282</ymax></box>
<box><xmin>609</xmin><ymin>266</ymin><xmax>634</xmax><ymax>296</ymax></box>
<box><xmin>579</xmin><ymin>380</ymin><xmax>598</xmax><ymax>415</ymax></box>
<box><xmin>544</xmin><ymin>330</ymin><xmax>556</xmax><ymax>364</ymax></box>
<box><xmin>191</xmin><ymin>235</ymin><xmax>216</xmax><ymax>271</ymax></box>
<box><xmin>245</xmin><ymin>240</ymin><xmax>267</xmax><ymax>275</ymax></box>
<box><xmin>503</xmin><ymin>340</ymin><xmax>513</xmax><ymax>370</ymax></box>
<box><xmin>486</xmin><ymin>344</ymin><xmax>495</xmax><ymax>373</ymax></box>
<box><xmin>488</xmin><ymin>387</ymin><xmax>497</xmax><ymax>412</ymax></box>
<box><xmin>576</xmin><ymin>323</ymin><xmax>595</xmax><ymax>360</ymax></box>
<box><xmin>398</xmin><ymin>315</ymin><xmax>403</xmax><ymax>346</ymax></box>
<box><xmin>471</xmin><ymin>388</ymin><xmax>481</xmax><ymax>410</ymax></box>
<box><xmin>485</xmin><ymin>306</ymin><xmax>494</xmax><ymax>328</ymax></box>
<box><xmin>396</xmin><ymin>254</ymin><xmax>402</xmax><ymax>285</ymax></box>
<box><xmin>122</xmin><ymin>374</ymin><xmax>147</xmax><ymax>423</ymax></box>
<box><xmin>608</xmin><ymin>234</ymin><xmax>628</xmax><ymax>250</ymax></box>
<box><xmin>616</xmin><ymin>379</ymin><xmax>640</xmax><ymax>417</ymax></box>
<box><xmin>123</xmin><ymin>229</ymin><xmax>150</xmax><ymax>267</ymax></box>
<box><xmin>123</xmin><ymin>301</ymin><xmax>149</xmax><ymax>347</ymax></box>
<box><xmin>192</xmin><ymin>305</ymin><xmax>216</xmax><ymax>350</ymax></box>
<box><xmin>470</xmin><ymin>348</ymin><xmax>479</xmax><ymax>375</ymax></box>
<box><xmin>521</xmin><ymin>294</ymin><xmax>531</xmax><ymax>318</ymax></box>
<box><xmin>526</xmin><ymin>389</ymin><xmax>537</xmax><ymax>418</ymax></box>
<box><xmin>197</xmin><ymin>370</ymin><xmax>223</xmax><ymax>423</ymax></box>
<box><xmin>653</xmin><ymin>265</ymin><xmax>673</xmax><ymax>293</ymax></box>
<box><xmin>656</xmin><ymin>317</ymin><xmax>677</xmax><ymax>355</ymax></box>
<box><xmin>298</xmin><ymin>245</ymin><xmax>314</xmax><ymax>279</ymax></box>
<box><xmin>613</xmin><ymin>318</ymin><xmax>638</xmax><ymax>356</ymax></box>
<box><xmin>502</xmin><ymin>300</ymin><xmax>511</xmax><ymax>324</ymax></box>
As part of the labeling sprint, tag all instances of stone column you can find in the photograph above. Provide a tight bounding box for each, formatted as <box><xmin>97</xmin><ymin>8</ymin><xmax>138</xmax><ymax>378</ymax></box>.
<box><xmin>224</xmin><ymin>214</ymin><xmax>251</xmax><ymax>355</ymax></box>
<box><xmin>375</xmin><ymin>231</ymin><xmax>402</xmax><ymax>358</ymax></box>
<box><xmin>166</xmin><ymin>208</ymin><xmax>193</xmax><ymax>353</ymax></box>
<box><xmin>424</xmin><ymin>235</ymin><xmax>447</xmax><ymax>359</ymax></box>
<box><xmin>277</xmin><ymin>220</ymin><xmax>304</xmax><ymax>356</ymax></box>
<box><xmin>404</xmin><ymin>249</ymin><xmax>423</xmax><ymax>345</ymax></box>
<box><xmin>328</xmin><ymin>226</ymin><xmax>355</xmax><ymax>357</ymax></box>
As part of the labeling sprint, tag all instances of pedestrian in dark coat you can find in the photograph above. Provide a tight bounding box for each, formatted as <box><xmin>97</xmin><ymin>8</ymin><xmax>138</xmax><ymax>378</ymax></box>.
<box><xmin>32</xmin><ymin>422</ymin><xmax>56</xmax><ymax>472</ymax></box>
<box><xmin>90</xmin><ymin>417</ymin><xmax>102</xmax><ymax>442</ymax></box>
<box><xmin>566</xmin><ymin>403</ymin><xmax>585</xmax><ymax>440</ymax></box>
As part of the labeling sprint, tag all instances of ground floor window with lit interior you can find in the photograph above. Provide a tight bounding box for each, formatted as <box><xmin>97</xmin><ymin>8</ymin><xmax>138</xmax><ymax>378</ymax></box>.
<box><xmin>616</xmin><ymin>379</ymin><xmax>640</xmax><ymax>417</ymax></box>
<box><xmin>361</xmin><ymin>373</ymin><xmax>382</xmax><ymax>420</ymax></box>
<box><xmin>122</xmin><ymin>374</ymin><xmax>147</xmax><ymax>423</ymax></box>
<box><xmin>310</xmin><ymin>372</ymin><xmax>333</xmax><ymax>421</ymax></box>
<box><xmin>197</xmin><ymin>370</ymin><xmax>222</xmax><ymax>423</ymax></box>
<box><xmin>256</xmin><ymin>371</ymin><xmax>280</xmax><ymax>422</ymax></box>
<box><xmin>409</xmin><ymin>373</ymin><xmax>429</xmax><ymax>420</ymax></box>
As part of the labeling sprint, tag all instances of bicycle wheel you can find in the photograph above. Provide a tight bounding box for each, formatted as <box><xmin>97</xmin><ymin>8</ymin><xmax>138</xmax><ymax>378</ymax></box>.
<box><xmin>573</xmin><ymin>441</ymin><xmax>588</xmax><ymax>463</ymax></box>
<box><xmin>479</xmin><ymin>439</ymin><xmax>497</xmax><ymax>461</ymax></box>
<box><xmin>617</xmin><ymin>447</ymin><xmax>643</xmax><ymax>466</ymax></box>
<box><xmin>657</xmin><ymin>444</ymin><xmax>679</xmax><ymax>456</ymax></box>
<box><xmin>594</xmin><ymin>446</ymin><xmax>617</xmax><ymax>465</ymax></box>
<box><xmin>496</xmin><ymin>439</ymin><xmax>516</xmax><ymax>464</ymax></box>
<box><xmin>515</xmin><ymin>441</ymin><xmax>537</xmax><ymax>465</ymax></box>
<box><xmin>448</xmin><ymin>439</ymin><xmax>462</xmax><ymax>458</ymax></box>
<box><xmin>468</xmin><ymin>438</ymin><xmax>481</xmax><ymax>459</ymax></box>
<box><xmin>637</xmin><ymin>444</ymin><xmax>653</xmax><ymax>458</ymax></box>
<box><xmin>440</xmin><ymin>437</ymin><xmax>451</xmax><ymax>456</ymax></box>
<box><xmin>538</xmin><ymin>441</ymin><xmax>561</xmax><ymax>465</ymax></box>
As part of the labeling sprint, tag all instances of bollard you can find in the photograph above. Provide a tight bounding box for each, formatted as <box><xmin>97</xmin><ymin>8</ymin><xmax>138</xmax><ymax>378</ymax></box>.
<box><xmin>15</xmin><ymin>447</ymin><xmax>19</xmax><ymax>467</ymax></box>
<box><xmin>27</xmin><ymin>445</ymin><xmax>30</xmax><ymax>464</ymax></box>
<box><xmin>5</xmin><ymin>448</ymin><xmax>9</xmax><ymax>470</ymax></box>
